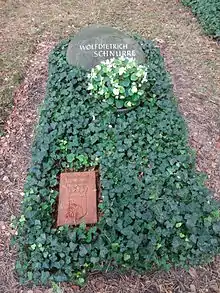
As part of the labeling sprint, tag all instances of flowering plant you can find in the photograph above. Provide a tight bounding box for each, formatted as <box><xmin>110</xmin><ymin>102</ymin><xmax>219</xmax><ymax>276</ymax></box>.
<box><xmin>87</xmin><ymin>57</ymin><xmax>148</xmax><ymax>109</ymax></box>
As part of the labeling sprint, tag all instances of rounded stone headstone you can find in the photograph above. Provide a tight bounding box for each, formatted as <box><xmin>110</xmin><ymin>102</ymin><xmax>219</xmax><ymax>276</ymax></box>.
<box><xmin>66</xmin><ymin>25</ymin><xmax>146</xmax><ymax>70</ymax></box>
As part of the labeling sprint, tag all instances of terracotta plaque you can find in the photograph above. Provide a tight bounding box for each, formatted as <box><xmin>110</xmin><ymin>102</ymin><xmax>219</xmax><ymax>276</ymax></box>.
<box><xmin>57</xmin><ymin>171</ymin><xmax>97</xmax><ymax>226</ymax></box>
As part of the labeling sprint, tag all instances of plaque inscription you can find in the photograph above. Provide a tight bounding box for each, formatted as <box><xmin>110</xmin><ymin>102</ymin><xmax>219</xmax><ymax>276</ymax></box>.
<box><xmin>57</xmin><ymin>172</ymin><xmax>97</xmax><ymax>226</ymax></box>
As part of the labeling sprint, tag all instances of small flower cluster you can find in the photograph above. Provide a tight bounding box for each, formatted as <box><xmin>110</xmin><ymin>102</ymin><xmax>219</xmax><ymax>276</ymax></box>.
<box><xmin>87</xmin><ymin>57</ymin><xmax>148</xmax><ymax>109</ymax></box>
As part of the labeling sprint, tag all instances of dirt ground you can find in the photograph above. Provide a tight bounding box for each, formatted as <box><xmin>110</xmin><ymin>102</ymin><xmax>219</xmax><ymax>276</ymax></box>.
<box><xmin>0</xmin><ymin>0</ymin><xmax>220</xmax><ymax>292</ymax></box>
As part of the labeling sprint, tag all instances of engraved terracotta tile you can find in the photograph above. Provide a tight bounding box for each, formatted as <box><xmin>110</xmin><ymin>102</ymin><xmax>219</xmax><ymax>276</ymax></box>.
<box><xmin>57</xmin><ymin>171</ymin><xmax>97</xmax><ymax>226</ymax></box>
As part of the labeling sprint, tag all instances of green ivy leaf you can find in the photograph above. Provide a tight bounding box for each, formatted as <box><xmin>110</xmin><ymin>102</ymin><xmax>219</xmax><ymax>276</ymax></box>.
<box><xmin>175</xmin><ymin>222</ymin><xmax>183</xmax><ymax>228</ymax></box>
<box><xmin>124</xmin><ymin>253</ymin><xmax>131</xmax><ymax>261</ymax></box>
<box><xmin>67</xmin><ymin>153</ymin><xmax>75</xmax><ymax>163</ymax></box>
<box><xmin>79</xmin><ymin>245</ymin><xmax>88</xmax><ymax>257</ymax></box>
<box><xmin>130</xmin><ymin>73</ymin><xmax>138</xmax><ymax>81</ymax></box>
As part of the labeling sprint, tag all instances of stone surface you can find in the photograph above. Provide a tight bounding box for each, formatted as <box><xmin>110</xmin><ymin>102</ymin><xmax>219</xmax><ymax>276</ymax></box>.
<box><xmin>66</xmin><ymin>25</ymin><xmax>146</xmax><ymax>69</ymax></box>
<box><xmin>57</xmin><ymin>171</ymin><xmax>97</xmax><ymax>226</ymax></box>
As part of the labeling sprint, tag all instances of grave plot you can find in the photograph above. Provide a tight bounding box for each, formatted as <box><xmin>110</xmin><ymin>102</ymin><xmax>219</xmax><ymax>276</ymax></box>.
<box><xmin>13</xmin><ymin>26</ymin><xmax>220</xmax><ymax>286</ymax></box>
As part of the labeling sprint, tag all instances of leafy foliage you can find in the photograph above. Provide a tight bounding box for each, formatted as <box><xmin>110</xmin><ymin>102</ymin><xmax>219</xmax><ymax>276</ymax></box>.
<box><xmin>181</xmin><ymin>0</ymin><xmax>220</xmax><ymax>37</ymax></box>
<box><xmin>87</xmin><ymin>57</ymin><xmax>148</xmax><ymax>109</ymax></box>
<box><xmin>13</xmin><ymin>37</ymin><xmax>220</xmax><ymax>286</ymax></box>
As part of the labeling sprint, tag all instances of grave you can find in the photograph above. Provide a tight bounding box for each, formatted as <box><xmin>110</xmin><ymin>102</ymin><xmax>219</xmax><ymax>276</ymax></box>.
<box><xmin>66</xmin><ymin>25</ymin><xmax>145</xmax><ymax>69</ymax></box>
<box><xmin>16</xmin><ymin>24</ymin><xmax>220</xmax><ymax>286</ymax></box>
<box><xmin>57</xmin><ymin>25</ymin><xmax>146</xmax><ymax>226</ymax></box>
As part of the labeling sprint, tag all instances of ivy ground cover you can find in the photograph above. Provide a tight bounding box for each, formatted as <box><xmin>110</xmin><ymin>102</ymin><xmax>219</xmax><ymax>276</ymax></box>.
<box><xmin>181</xmin><ymin>0</ymin><xmax>220</xmax><ymax>38</ymax></box>
<box><xmin>14</xmin><ymin>38</ymin><xmax>220</xmax><ymax>286</ymax></box>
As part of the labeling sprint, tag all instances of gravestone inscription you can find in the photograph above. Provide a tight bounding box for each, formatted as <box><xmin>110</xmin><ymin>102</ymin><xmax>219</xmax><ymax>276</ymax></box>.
<box><xmin>67</xmin><ymin>25</ymin><xmax>145</xmax><ymax>69</ymax></box>
<box><xmin>57</xmin><ymin>171</ymin><xmax>97</xmax><ymax>226</ymax></box>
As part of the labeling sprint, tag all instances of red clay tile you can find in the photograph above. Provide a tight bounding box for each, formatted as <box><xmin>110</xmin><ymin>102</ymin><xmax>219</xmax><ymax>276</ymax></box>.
<box><xmin>57</xmin><ymin>171</ymin><xmax>97</xmax><ymax>226</ymax></box>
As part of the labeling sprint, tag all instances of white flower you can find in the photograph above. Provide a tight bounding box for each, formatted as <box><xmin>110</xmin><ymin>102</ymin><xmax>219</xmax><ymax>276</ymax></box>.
<box><xmin>136</xmin><ymin>70</ymin><xmax>143</xmax><ymax>77</ymax></box>
<box><xmin>113</xmin><ymin>88</ymin><xmax>120</xmax><ymax>95</ymax></box>
<box><xmin>119</xmin><ymin>67</ymin><xmax>126</xmax><ymax>75</ymax></box>
<box><xmin>104</xmin><ymin>59</ymin><xmax>111</xmax><ymax>65</ymax></box>
<box><xmin>90</xmin><ymin>70</ymin><xmax>96</xmax><ymax>78</ymax></box>
<box><xmin>127</xmin><ymin>101</ymin><xmax>132</xmax><ymax>107</ymax></box>
<box><xmin>138</xmin><ymin>90</ymin><xmax>144</xmax><ymax>96</ymax></box>
<box><xmin>96</xmin><ymin>65</ymin><xmax>101</xmax><ymax>71</ymax></box>
<box><xmin>98</xmin><ymin>89</ymin><xmax>104</xmax><ymax>95</ymax></box>
<box><xmin>108</xmin><ymin>124</ymin><xmax>113</xmax><ymax>128</ymax></box>
<box><xmin>112</xmin><ymin>82</ymin><xmax>119</xmax><ymax>88</ymax></box>
<box><xmin>142</xmin><ymin>71</ymin><xmax>148</xmax><ymax>83</ymax></box>
<box><xmin>131</xmin><ymin>86</ymin><xmax>138</xmax><ymax>93</ymax></box>
<box><xmin>88</xmin><ymin>83</ymin><xmax>94</xmax><ymax>90</ymax></box>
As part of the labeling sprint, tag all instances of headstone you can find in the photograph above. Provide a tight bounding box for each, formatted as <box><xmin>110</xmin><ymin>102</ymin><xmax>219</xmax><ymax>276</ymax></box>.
<box><xmin>57</xmin><ymin>171</ymin><xmax>97</xmax><ymax>226</ymax></box>
<box><xmin>66</xmin><ymin>25</ymin><xmax>145</xmax><ymax>69</ymax></box>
